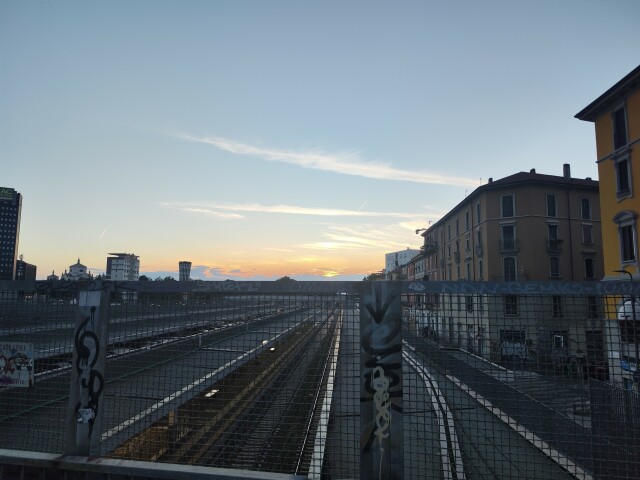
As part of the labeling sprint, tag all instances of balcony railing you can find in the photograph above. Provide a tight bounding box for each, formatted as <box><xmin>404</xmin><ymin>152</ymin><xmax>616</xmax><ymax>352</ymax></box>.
<box><xmin>546</xmin><ymin>238</ymin><xmax>564</xmax><ymax>252</ymax></box>
<box><xmin>421</xmin><ymin>242</ymin><xmax>438</xmax><ymax>255</ymax></box>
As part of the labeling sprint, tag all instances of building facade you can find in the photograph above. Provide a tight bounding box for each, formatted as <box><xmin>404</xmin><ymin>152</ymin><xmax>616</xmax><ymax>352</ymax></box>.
<box><xmin>410</xmin><ymin>165</ymin><xmax>604</xmax><ymax>364</ymax></box>
<box><xmin>105</xmin><ymin>253</ymin><xmax>140</xmax><ymax>281</ymax></box>
<box><xmin>179</xmin><ymin>261</ymin><xmax>192</xmax><ymax>282</ymax></box>
<box><xmin>61</xmin><ymin>259</ymin><xmax>92</xmax><ymax>281</ymax></box>
<box><xmin>0</xmin><ymin>187</ymin><xmax>22</xmax><ymax>281</ymax></box>
<box><xmin>576</xmin><ymin>64</ymin><xmax>640</xmax><ymax>386</ymax></box>
<box><xmin>15</xmin><ymin>257</ymin><xmax>36</xmax><ymax>281</ymax></box>
<box><xmin>384</xmin><ymin>249</ymin><xmax>421</xmax><ymax>279</ymax></box>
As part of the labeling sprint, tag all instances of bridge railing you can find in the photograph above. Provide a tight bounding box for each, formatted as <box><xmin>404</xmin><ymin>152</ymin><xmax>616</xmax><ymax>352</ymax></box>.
<box><xmin>1</xmin><ymin>279</ymin><xmax>639</xmax><ymax>479</ymax></box>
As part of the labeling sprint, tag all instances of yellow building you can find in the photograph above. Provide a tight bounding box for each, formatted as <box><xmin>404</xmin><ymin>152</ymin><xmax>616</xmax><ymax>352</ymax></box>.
<box><xmin>577</xmin><ymin>65</ymin><xmax>640</xmax><ymax>386</ymax></box>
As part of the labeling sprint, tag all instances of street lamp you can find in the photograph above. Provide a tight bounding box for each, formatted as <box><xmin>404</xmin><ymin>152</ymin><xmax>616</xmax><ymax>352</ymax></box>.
<box><xmin>614</xmin><ymin>268</ymin><xmax>640</xmax><ymax>375</ymax></box>
<box><xmin>415</xmin><ymin>221</ymin><xmax>433</xmax><ymax>235</ymax></box>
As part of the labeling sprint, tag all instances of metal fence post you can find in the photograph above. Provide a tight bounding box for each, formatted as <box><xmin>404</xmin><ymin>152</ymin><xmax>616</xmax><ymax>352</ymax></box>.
<box><xmin>64</xmin><ymin>281</ymin><xmax>110</xmax><ymax>456</ymax></box>
<box><xmin>360</xmin><ymin>281</ymin><xmax>403</xmax><ymax>479</ymax></box>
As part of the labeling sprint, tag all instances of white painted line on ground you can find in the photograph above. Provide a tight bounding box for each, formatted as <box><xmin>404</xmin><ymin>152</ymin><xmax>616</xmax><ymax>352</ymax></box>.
<box><xmin>404</xmin><ymin>351</ymin><xmax>466</xmax><ymax>480</ymax></box>
<box><xmin>405</xmin><ymin>339</ymin><xmax>592</xmax><ymax>479</ymax></box>
<box><xmin>445</xmin><ymin>373</ymin><xmax>593</xmax><ymax>480</ymax></box>
<box><xmin>101</xmin><ymin>323</ymin><xmax>299</xmax><ymax>442</ymax></box>
<box><xmin>308</xmin><ymin>313</ymin><xmax>342</xmax><ymax>480</ymax></box>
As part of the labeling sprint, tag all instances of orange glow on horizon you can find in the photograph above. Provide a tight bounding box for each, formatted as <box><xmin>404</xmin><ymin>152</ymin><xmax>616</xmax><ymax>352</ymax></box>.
<box><xmin>140</xmin><ymin>254</ymin><xmax>381</xmax><ymax>279</ymax></box>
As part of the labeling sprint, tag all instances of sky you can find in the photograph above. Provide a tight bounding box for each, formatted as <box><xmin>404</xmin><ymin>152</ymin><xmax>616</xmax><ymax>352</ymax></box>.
<box><xmin>2</xmin><ymin>1</ymin><xmax>640</xmax><ymax>281</ymax></box>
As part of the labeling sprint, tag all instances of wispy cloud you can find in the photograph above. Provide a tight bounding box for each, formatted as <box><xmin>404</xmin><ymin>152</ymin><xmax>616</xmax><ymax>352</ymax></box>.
<box><xmin>161</xmin><ymin>201</ymin><xmax>424</xmax><ymax>219</ymax></box>
<box><xmin>175</xmin><ymin>134</ymin><xmax>479</xmax><ymax>187</ymax></box>
<box><xmin>298</xmin><ymin>224</ymin><xmax>416</xmax><ymax>252</ymax></box>
<box><xmin>162</xmin><ymin>205</ymin><xmax>245</xmax><ymax>219</ymax></box>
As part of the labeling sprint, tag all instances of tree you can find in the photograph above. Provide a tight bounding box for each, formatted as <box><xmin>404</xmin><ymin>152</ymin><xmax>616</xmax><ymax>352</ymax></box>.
<box><xmin>275</xmin><ymin>276</ymin><xmax>295</xmax><ymax>282</ymax></box>
<box><xmin>363</xmin><ymin>271</ymin><xmax>385</xmax><ymax>281</ymax></box>
<box><xmin>163</xmin><ymin>276</ymin><xmax>176</xmax><ymax>281</ymax></box>
<box><xmin>139</xmin><ymin>275</ymin><xmax>150</xmax><ymax>282</ymax></box>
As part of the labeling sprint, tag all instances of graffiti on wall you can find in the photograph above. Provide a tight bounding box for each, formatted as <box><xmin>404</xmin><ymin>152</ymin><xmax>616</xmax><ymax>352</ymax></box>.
<box><xmin>361</xmin><ymin>283</ymin><xmax>403</xmax><ymax>479</ymax></box>
<box><xmin>73</xmin><ymin>305</ymin><xmax>104</xmax><ymax>440</ymax></box>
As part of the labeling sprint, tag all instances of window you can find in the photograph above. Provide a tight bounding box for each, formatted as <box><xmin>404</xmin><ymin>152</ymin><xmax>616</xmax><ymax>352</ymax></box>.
<box><xmin>476</xmin><ymin>202</ymin><xmax>481</xmax><ymax>223</ymax></box>
<box><xmin>465</xmin><ymin>296</ymin><xmax>473</xmax><ymax>313</ymax></box>
<box><xmin>478</xmin><ymin>258</ymin><xmax>483</xmax><ymax>279</ymax></box>
<box><xmin>456</xmin><ymin>219</ymin><xmax>459</xmax><ymax>236</ymax></box>
<box><xmin>505</xmin><ymin>295</ymin><xmax>519</xmax><ymax>315</ymax></box>
<box><xmin>615</xmin><ymin>158</ymin><xmax>631</xmax><ymax>197</ymax></box>
<box><xmin>615</xmin><ymin>212</ymin><xmax>638</xmax><ymax>263</ymax></box>
<box><xmin>549</xmin><ymin>256</ymin><xmax>560</xmax><ymax>277</ymax></box>
<box><xmin>502</xmin><ymin>195</ymin><xmax>514</xmax><ymax>218</ymax></box>
<box><xmin>546</xmin><ymin>194</ymin><xmax>556</xmax><ymax>217</ymax></box>
<box><xmin>465</xmin><ymin>211</ymin><xmax>470</xmax><ymax>230</ymax></box>
<box><xmin>620</xmin><ymin>225</ymin><xmax>636</xmax><ymax>262</ymax></box>
<box><xmin>613</xmin><ymin>106</ymin><xmax>628</xmax><ymax>150</ymax></box>
<box><xmin>466</xmin><ymin>262</ymin><xmax>471</xmax><ymax>280</ymax></box>
<box><xmin>548</xmin><ymin>223</ymin><xmax>559</xmax><ymax>240</ymax></box>
<box><xmin>587</xmin><ymin>296</ymin><xmax>598</xmax><ymax>318</ymax></box>
<box><xmin>501</xmin><ymin>224</ymin><xmax>515</xmax><ymax>250</ymax></box>
<box><xmin>552</xmin><ymin>331</ymin><xmax>568</xmax><ymax>348</ymax></box>
<box><xmin>448</xmin><ymin>225</ymin><xmax>451</xmax><ymax>240</ymax></box>
<box><xmin>552</xmin><ymin>296</ymin><xmax>563</xmax><ymax>318</ymax></box>
<box><xmin>465</xmin><ymin>235</ymin><xmax>470</xmax><ymax>252</ymax></box>
<box><xmin>582</xmin><ymin>225</ymin><xmax>593</xmax><ymax>245</ymax></box>
<box><xmin>584</xmin><ymin>258</ymin><xmax>595</xmax><ymax>279</ymax></box>
<box><xmin>581</xmin><ymin>198</ymin><xmax>591</xmax><ymax>220</ymax></box>
<box><xmin>504</xmin><ymin>257</ymin><xmax>516</xmax><ymax>281</ymax></box>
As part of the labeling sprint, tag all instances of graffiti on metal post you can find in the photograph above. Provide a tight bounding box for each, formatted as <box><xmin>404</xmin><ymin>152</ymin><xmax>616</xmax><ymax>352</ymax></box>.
<box><xmin>73</xmin><ymin>306</ymin><xmax>104</xmax><ymax>439</ymax></box>
<box><xmin>361</xmin><ymin>285</ymin><xmax>403</xmax><ymax>479</ymax></box>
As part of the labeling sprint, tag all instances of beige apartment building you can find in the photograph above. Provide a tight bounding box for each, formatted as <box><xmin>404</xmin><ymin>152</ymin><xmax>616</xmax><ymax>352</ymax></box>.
<box><xmin>408</xmin><ymin>165</ymin><xmax>604</xmax><ymax>363</ymax></box>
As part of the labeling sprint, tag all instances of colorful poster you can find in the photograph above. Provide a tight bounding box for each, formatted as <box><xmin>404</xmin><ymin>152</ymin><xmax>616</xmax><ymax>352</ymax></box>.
<box><xmin>0</xmin><ymin>342</ymin><xmax>34</xmax><ymax>387</ymax></box>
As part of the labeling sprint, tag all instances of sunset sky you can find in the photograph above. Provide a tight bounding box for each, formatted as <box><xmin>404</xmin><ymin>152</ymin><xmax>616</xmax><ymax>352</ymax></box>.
<box><xmin>2</xmin><ymin>1</ymin><xmax>640</xmax><ymax>280</ymax></box>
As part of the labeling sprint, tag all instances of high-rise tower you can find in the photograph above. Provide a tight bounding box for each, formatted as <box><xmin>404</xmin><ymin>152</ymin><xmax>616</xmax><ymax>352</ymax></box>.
<box><xmin>0</xmin><ymin>187</ymin><xmax>22</xmax><ymax>281</ymax></box>
<box><xmin>179</xmin><ymin>261</ymin><xmax>192</xmax><ymax>281</ymax></box>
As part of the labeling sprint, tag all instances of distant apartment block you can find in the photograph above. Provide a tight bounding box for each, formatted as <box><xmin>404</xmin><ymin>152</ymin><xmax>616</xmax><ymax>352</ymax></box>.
<box><xmin>0</xmin><ymin>187</ymin><xmax>22</xmax><ymax>281</ymax></box>
<box><xmin>105</xmin><ymin>253</ymin><xmax>140</xmax><ymax>281</ymax></box>
<box><xmin>576</xmin><ymin>64</ymin><xmax>640</xmax><ymax>386</ymax></box>
<box><xmin>15</xmin><ymin>257</ymin><xmax>36</xmax><ymax>281</ymax></box>
<box><xmin>179</xmin><ymin>261</ymin><xmax>192</xmax><ymax>281</ymax></box>
<box><xmin>384</xmin><ymin>248</ymin><xmax>420</xmax><ymax>279</ymax></box>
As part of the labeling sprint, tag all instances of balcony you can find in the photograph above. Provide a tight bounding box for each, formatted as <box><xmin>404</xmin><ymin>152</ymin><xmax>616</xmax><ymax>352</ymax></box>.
<box><xmin>475</xmin><ymin>243</ymin><xmax>483</xmax><ymax>257</ymax></box>
<box><xmin>546</xmin><ymin>238</ymin><xmax>564</xmax><ymax>252</ymax></box>
<box><xmin>499</xmin><ymin>237</ymin><xmax>518</xmax><ymax>253</ymax></box>
<box><xmin>421</xmin><ymin>242</ymin><xmax>438</xmax><ymax>255</ymax></box>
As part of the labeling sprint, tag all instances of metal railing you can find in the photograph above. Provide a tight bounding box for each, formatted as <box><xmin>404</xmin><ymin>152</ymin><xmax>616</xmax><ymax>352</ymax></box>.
<box><xmin>1</xmin><ymin>279</ymin><xmax>640</xmax><ymax>479</ymax></box>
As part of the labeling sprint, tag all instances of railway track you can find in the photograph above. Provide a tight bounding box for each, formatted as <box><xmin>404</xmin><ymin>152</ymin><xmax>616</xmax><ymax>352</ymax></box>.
<box><xmin>108</xmin><ymin>310</ymin><xmax>342</xmax><ymax>476</ymax></box>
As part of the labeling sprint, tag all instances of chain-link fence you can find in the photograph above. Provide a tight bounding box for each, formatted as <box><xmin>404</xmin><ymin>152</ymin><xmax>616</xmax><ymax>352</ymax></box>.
<box><xmin>1</xmin><ymin>279</ymin><xmax>640</xmax><ymax>479</ymax></box>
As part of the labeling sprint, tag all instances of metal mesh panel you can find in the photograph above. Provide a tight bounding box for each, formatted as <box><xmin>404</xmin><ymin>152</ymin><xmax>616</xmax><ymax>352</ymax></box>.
<box><xmin>2</xmin><ymin>280</ymin><xmax>640</xmax><ymax>479</ymax></box>
<box><xmin>401</xmin><ymin>284</ymin><xmax>640</xmax><ymax>479</ymax></box>
<box><xmin>0</xmin><ymin>284</ymin><xmax>78</xmax><ymax>454</ymax></box>
<box><xmin>99</xmin><ymin>286</ymin><xmax>357</xmax><ymax>479</ymax></box>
